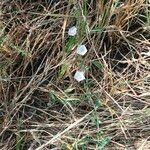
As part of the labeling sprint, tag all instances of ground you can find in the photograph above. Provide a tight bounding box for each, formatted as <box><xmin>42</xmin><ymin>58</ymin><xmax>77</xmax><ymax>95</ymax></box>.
<box><xmin>0</xmin><ymin>0</ymin><xmax>150</xmax><ymax>150</ymax></box>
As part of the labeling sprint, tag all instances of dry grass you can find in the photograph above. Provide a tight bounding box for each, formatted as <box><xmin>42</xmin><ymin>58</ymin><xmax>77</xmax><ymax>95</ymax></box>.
<box><xmin>0</xmin><ymin>0</ymin><xmax>150</xmax><ymax>150</ymax></box>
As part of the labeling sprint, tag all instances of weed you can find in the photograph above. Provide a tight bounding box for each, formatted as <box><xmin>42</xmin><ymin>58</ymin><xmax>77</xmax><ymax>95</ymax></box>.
<box><xmin>0</xmin><ymin>1</ymin><xmax>149</xmax><ymax>150</ymax></box>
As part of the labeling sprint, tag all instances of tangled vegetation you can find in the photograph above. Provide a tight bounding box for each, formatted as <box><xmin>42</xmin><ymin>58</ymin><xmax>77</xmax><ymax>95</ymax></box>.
<box><xmin>0</xmin><ymin>0</ymin><xmax>150</xmax><ymax>149</ymax></box>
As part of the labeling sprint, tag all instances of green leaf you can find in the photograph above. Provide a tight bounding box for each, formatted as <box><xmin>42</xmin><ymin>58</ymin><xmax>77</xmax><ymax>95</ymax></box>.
<box><xmin>49</xmin><ymin>90</ymin><xmax>57</xmax><ymax>105</ymax></box>
<box><xmin>95</xmin><ymin>99</ymin><xmax>101</xmax><ymax>109</ymax></box>
<box><xmin>91</xmin><ymin>28</ymin><xmax>103</xmax><ymax>33</ymax></box>
<box><xmin>58</xmin><ymin>63</ymin><xmax>68</xmax><ymax>79</ymax></box>
<box><xmin>16</xmin><ymin>133</ymin><xmax>24</xmax><ymax>150</ymax></box>
<box><xmin>65</xmin><ymin>37</ymin><xmax>76</xmax><ymax>54</ymax></box>
<box><xmin>92</xmin><ymin>60</ymin><xmax>103</xmax><ymax>70</ymax></box>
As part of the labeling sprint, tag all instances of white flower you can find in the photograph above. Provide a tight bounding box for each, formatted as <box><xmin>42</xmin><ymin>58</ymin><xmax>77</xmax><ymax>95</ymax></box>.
<box><xmin>68</xmin><ymin>26</ymin><xmax>77</xmax><ymax>36</ymax></box>
<box><xmin>74</xmin><ymin>71</ymin><xmax>85</xmax><ymax>82</ymax></box>
<box><xmin>77</xmin><ymin>45</ymin><xmax>87</xmax><ymax>56</ymax></box>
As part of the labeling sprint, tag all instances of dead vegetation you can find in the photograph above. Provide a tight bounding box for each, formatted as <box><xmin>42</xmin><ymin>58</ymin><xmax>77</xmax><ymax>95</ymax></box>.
<box><xmin>0</xmin><ymin>0</ymin><xmax>150</xmax><ymax>150</ymax></box>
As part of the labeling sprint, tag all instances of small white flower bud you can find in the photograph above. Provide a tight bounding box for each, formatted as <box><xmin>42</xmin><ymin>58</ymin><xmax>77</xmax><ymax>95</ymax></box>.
<box><xmin>74</xmin><ymin>71</ymin><xmax>85</xmax><ymax>82</ymax></box>
<box><xmin>68</xmin><ymin>26</ymin><xmax>77</xmax><ymax>36</ymax></box>
<box><xmin>76</xmin><ymin>45</ymin><xmax>87</xmax><ymax>56</ymax></box>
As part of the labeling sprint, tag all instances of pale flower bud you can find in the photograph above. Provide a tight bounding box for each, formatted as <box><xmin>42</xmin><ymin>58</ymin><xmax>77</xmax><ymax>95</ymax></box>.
<box><xmin>68</xmin><ymin>26</ymin><xmax>77</xmax><ymax>36</ymax></box>
<box><xmin>74</xmin><ymin>71</ymin><xmax>85</xmax><ymax>82</ymax></box>
<box><xmin>77</xmin><ymin>45</ymin><xmax>87</xmax><ymax>56</ymax></box>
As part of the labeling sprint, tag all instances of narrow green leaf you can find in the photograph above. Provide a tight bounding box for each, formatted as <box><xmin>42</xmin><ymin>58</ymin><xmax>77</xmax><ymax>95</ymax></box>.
<box><xmin>65</xmin><ymin>37</ymin><xmax>76</xmax><ymax>54</ymax></box>
<box><xmin>92</xmin><ymin>60</ymin><xmax>103</xmax><ymax>70</ymax></box>
<box><xmin>58</xmin><ymin>63</ymin><xmax>68</xmax><ymax>79</ymax></box>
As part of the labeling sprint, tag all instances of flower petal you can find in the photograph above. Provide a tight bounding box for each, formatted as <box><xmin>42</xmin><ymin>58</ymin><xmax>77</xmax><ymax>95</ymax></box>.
<box><xmin>77</xmin><ymin>45</ymin><xmax>87</xmax><ymax>56</ymax></box>
<box><xmin>74</xmin><ymin>71</ymin><xmax>85</xmax><ymax>82</ymax></box>
<box><xmin>68</xmin><ymin>26</ymin><xmax>77</xmax><ymax>36</ymax></box>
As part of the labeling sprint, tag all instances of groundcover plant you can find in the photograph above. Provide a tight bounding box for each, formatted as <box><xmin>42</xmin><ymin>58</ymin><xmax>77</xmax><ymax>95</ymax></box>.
<box><xmin>0</xmin><ymin>1</ymin><xmax>150</xmax><ymax>150</ymax></box>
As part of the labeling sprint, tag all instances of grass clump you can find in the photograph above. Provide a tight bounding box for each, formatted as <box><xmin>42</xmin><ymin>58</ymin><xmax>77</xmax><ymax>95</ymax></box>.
<box><xmin>0</xmin><ymin>0</ymin><xmax>150</xmax><ymax>150</ymax></box>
